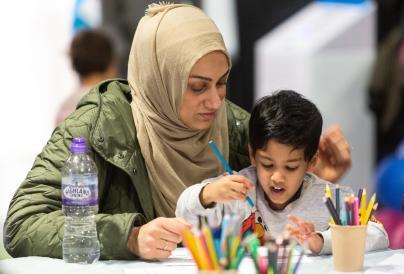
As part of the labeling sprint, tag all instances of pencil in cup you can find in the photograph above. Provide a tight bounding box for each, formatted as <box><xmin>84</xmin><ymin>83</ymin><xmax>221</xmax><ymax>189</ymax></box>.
<box><xmin>323</xmin><ymin>196</ymin><xmax>342</xmax><ymax>225</ymax></box>
<box><xmin>182</xmin><ymin>216</ymin><xmax>246</xmax><ymax>271</ymax></box>
<box><xmin>326</xmin><ymin>187</ymin><xmax>378</xmax><ymax>226</ymax></box>
<box><xmin>243</xmin><ymin>234</ymin><xmax>305</xmax><ymax>274</ymax></box>
<box><xmin>208</xmin><ymin>140</ymin><xmax>255</xmax><ymax>209</ymax></box>
<box><xmin>325</xmin><ymin>184</ymin><xmax>335</xmax><ymax>225</ymax></box>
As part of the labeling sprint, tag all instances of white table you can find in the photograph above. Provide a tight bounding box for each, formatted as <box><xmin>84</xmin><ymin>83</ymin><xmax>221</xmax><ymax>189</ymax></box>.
<box><xmin>0</xmin><ymin>248</ymin><xmax>403</xmax><ymax>274</ymax></box>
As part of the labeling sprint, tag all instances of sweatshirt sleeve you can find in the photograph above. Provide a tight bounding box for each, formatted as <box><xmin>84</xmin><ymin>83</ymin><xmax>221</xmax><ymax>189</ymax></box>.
<box><xmin>175</xmin><ymin>181</ymin><xmax>219</xmax><ymax>227</ymax></box>
<box><xmin>318</xmin><ymin>221</ymin><xmax>389</xmax><ymax>255</ymax></box>
<box><xmin>175</xmin><ymin>177</ymin><xmax>246</xmax><ymax>228</ymax></box>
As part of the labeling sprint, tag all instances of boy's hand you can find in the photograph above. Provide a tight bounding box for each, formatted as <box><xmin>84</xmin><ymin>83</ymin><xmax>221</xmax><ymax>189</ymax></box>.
<box><xmin>200</xmin><ymin>174</ymin><xmax>254</xmax><ymax>207</ymax></box>
<box><xmin>286</xmin><ymin>215</ymin><xmax>324</xmax><ymax>254</ymax></box>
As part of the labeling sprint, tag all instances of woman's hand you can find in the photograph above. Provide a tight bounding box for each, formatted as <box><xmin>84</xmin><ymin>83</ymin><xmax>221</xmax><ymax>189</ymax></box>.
<box><xmin>200</xmin><ymin>175</ymin><xmax>254</xmax><ymax>207</ymax></box>
<box><xmin>286</xmin><ymin>215</ymin><xmax>324</xmax><ymax>254</ymax></box>
<box><xmin>127</xmin><ymin>217</ymin><xmax>191</xmax><ymax>260</ymax></box>
<box><xmin>310</xmin><ymin>125</ymin><xmax>352</xmax><ymax>182</ymax></box>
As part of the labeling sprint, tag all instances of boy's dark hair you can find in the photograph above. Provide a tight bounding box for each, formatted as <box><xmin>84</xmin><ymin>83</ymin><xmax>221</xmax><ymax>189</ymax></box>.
<box><xmin>249</xmin><ymin>90</ymin><xmax>323</xmax><ymax>161</ymax></box>
<box><xmin>69</xmin><ymin>29</ymin><xmax>114</xmax><ymax>78</ymax></box>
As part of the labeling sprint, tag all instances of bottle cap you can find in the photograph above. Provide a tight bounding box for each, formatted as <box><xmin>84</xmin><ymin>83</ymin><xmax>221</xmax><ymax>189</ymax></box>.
<box><xmin>71</xmin><ymin>137</ymin><xmax>88</xmax><ymax>153</ymax></box>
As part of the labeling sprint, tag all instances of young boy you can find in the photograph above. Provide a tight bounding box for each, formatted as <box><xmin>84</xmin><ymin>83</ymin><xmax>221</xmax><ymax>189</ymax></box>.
<box><xmin>176</xmin><ymin>90</ymin><xmax>389</xmax><ymax>254</ymax></box>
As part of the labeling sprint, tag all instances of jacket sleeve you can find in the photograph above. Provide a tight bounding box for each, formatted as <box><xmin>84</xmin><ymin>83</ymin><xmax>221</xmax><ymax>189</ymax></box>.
<box><xmin>226</xmin><ymin>100</ymin><xmax>250</xmax><ymax>171</ymax></box>
<box><xmin>4</xmin><ymin>105</ymin><xmax>146</xmax><ymax>260</ymax></box>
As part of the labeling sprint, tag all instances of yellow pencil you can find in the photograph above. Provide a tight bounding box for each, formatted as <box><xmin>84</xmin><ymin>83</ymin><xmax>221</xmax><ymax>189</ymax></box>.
<box><xmin>325</xmin><ymin>184</ymin><xmax>335</xmax><ymax>225</ymax></box>
<box><xmin>195</xmin><ymin>233</ymin><xmax>214</xmax><ymax>270</ymax></box>
<box><xmin>230</xmin><ymin>235</ymin><xmax>240</xmax><ymax>260</ymax></box>
<box><xmin>183</xmin><ymin>229</ymin><xmax>202</xmax><ymax>269</ymax></box>
<box><xmin>202</xmin><ymin>224</ymin><xmax>219</xmax><ymax>269</ymax></box>
<box><xmin>326</xmin><ymin>183</ymin><xmax>333</xmax><ymax>200</ymax></box>
<box><xmin>364</xmin><ymin>194</ymin><xmax>376</xmax><ymax>224</ymax></box>
<box><xmin>360</xmin><ymin>189</ymin><xmax>367</xmax><ymax>224</ymax></box>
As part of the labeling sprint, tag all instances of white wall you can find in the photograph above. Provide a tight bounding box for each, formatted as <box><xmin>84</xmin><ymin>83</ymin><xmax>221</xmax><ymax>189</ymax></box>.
<box><xmin>0</xmin><ymin>0</ymin><xmax>76</xmax><ymax>251</ymax></box>
<box><xmin>255</xmin><ymin>1</ymin><xmax>376</xmax><ymax>193</ymax></box>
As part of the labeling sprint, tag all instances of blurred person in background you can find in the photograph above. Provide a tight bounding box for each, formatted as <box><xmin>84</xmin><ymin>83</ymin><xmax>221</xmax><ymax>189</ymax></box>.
<box><xmin>367</xmin><ymin>0</ymin><xmax>404</xmax><ymax>251</ymax></box>
<box><xmin>55</xmin><ymin>29</ymin><xmax>118</xmax><ymax>125</ymax></box>
<box><xmin>369</xmin><ymin>3</ymin><xmax>404</xmax><ymax>249</ymax></box>
<box><xmin>375</xmin><ymin>140</ymin><xmax>404</xmax><ymax>249</ymax></box>
<box><xmin>368</xmin><ymin>3</ymin><xmax>404</xmax><ymax>163</ymax></box>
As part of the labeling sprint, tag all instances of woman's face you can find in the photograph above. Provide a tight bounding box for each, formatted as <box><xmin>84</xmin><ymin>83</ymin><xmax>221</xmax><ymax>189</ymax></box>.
<box><xmin>179</xmin><ymin>51</ymin><xmax>229</xmax><ymax>129</ymax></box>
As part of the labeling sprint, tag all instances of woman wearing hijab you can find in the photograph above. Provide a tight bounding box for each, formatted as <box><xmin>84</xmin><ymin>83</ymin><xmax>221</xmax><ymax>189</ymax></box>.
<box><xmin>4</xmin><ymin>3</ymin><xmax>351</xmax><ymax>260</ymax></box>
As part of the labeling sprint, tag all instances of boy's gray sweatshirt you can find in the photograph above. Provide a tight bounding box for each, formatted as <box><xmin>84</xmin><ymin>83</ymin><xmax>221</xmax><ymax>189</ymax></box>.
<box><xmin>175</xmin><ymin>165</ymin><xmax>389</xmax><ymax>255</ymax></box>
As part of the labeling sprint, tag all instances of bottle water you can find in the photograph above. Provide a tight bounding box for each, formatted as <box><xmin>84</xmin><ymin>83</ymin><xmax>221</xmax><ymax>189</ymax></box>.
<box><xmin>62</xmin><ymin>137</ymin><xmax>100</xmax><ymax>263</ymax></box>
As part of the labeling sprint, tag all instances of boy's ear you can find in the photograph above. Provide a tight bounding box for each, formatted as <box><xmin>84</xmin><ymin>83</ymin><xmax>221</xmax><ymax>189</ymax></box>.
<box><xmin>248</xmin><ymin>144</ymin><xmax>256</xmax><ymax>166</ymax></box>
<box><xmin>308</xmin><ymin>151</ymin><xmax>319</xmax><ymax>170</ymax></box>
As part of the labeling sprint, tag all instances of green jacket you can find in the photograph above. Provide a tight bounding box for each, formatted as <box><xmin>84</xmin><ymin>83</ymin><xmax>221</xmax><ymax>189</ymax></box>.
<box><xmin>4</xmin><ymin>80</ymin><xmax>250</xmax><ymax>260</ymax></box>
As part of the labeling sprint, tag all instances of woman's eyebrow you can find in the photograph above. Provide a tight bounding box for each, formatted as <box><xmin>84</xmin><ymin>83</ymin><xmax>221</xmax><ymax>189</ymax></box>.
<box><xmin>189</xmin><ymin>69</ymin><xmax>230</xmax><ymax>82</ymax></box>
<box><xmin>189</xmin><ymin>75</ymin><xmax>212</xmax><ymax>81</ymax></box>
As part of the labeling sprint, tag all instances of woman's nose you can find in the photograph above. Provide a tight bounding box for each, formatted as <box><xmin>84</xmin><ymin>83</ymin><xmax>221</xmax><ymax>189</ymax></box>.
<box><xmin>205</xmin><ymin>87</ymin><xmax>222</xmax><ymax>110</ymax></box>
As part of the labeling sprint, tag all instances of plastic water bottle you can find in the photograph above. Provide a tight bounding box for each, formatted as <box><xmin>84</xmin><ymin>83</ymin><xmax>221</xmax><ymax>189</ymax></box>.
<box><xmin>62</xmin><ymin>137</ymin><xmax>100</xmax><ymax>263</ymax></box>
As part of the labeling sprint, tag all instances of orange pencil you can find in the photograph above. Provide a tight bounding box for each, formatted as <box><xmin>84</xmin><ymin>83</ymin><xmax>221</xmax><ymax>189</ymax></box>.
<box><xmin>195</xmin><ymin>232</ymin><xmax>214</xmax><ymax>270</ymax></box>
<box><xmin>183</xmin><ymin>229</ymin><xmax>202</xmax><ymax>268</ymax></box>
<box><xmin>201</xmin><ymin>222</ymin><xmax>219</xmax><ymax>269</ymax></box>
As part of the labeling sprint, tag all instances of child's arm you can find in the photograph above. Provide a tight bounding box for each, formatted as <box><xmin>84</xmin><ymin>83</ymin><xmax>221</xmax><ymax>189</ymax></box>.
<box><xmin>286</xmin><ymin>215</ymin><xmax>324</xmax><ymax>254</ymax></box>
<box><xmin>287</xmin><ymin>215</ymin><xmax>389</xmax><ymax>255</ymax></box>
<box><xmin>175</xmin><ymin>174</ymin><xmax>254</xmax><ymax>228</ymax></box>
<box><xmin>200</xmin><ymin>174</ymin><xmax>254</xmax><ymax>207</ymax></box>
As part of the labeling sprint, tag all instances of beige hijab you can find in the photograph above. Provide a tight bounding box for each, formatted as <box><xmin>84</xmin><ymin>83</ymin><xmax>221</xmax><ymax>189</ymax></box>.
<box><xmin>128</xmin><ymin>3</ymin><xmax>231</xmax><ymax>217</ymax></box>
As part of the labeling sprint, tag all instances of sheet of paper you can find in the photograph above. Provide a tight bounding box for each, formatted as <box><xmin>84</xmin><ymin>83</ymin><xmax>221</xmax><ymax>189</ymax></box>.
<box><xmin>158</xmin><ymin>248</ymin><xmax>196</xmax><ymax>266</ymax></box>
<box><xmin>365</xmin><ymin>254</ymin><xmax>404</xmax><ymax>274</ymax></box>
<box><xmin>125</xmin><ymin>266</ymin><xmax>197</xmax><ymax>274</ymax></box>
<box><xmin>124</xmin><ymin>249</ymin><xmax>197</xmax><ymax>274</ymax></box>
<box><xmin>124</xmin><ymin>247</ymin><xmax>312</xmax><ymax>274</ymax></box>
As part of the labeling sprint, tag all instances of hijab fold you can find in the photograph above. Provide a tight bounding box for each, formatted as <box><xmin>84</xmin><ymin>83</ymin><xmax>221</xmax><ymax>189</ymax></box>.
<box><xmin>128</xmin><ymin>3</ymin><xmax>231</xmax><ymax>217</ymax></box>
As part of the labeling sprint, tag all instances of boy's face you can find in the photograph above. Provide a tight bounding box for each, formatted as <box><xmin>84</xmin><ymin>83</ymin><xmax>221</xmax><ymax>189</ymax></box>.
<box><xmin>249</xmin><ymin>139</ymin><xmax>314</xmax><ymax>210</ymax></box>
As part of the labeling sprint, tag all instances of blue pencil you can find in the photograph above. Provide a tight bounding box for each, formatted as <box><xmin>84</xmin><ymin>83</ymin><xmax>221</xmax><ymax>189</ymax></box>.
<box><xmin>208</xmin><ymin>140</ymin><xmax>233</xmax><ymax>174</ymax></box>
<box><xmin>208</xmin><ymin>140</ymin><xmax>255</xmax><ymax>209</ymax></box>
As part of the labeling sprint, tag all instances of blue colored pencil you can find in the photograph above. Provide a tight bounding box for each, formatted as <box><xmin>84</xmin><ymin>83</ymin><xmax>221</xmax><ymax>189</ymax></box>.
<box><xmin>208</xmin><ymin>140</ymin><xmax>255</xmax><ymax>209</ymax></box>
<box><xmin>208</xmin><ymin>140</ymin><xmax>233</xmax><ymax>174</ymax></box>
<box><xmin>335</xmin><ymin>184</ymin><xmax>340</xmax><ymax>221</ymax></box>
<box><xmin>293</xmin><ymin>248</ymin><xmax>304</xmax><ymax>274</ymax></box>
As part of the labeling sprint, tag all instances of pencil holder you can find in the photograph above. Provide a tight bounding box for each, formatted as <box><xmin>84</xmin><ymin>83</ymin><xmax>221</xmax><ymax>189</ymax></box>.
<box><xmin>330</xmin><ymin>224</ymin><xmax>367</xmax><ymax>272</ymax></box>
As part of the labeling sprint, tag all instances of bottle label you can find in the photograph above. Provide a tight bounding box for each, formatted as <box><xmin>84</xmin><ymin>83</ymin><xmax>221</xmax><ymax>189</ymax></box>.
<box><xmin>62</xmin><ymin>175</ymin><xmax>98</xmax><ymax>206</ymax></box>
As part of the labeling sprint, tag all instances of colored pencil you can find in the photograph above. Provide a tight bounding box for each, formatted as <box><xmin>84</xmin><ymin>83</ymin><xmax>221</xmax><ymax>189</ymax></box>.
<box><xmin>324</xmin><ymin>196</ymin><xmax>342</xmax><ymax>225</ymax></box>
<box><xmin>360</xmin><ymin>189</ymin><xmax>367</xmax><ymax>224</ymax></box>
<box><xmin>353</xmin><ymin>197</ymin><xmax>359</xmax><ymax>225</ymax></box>
<box><xmin>364</xmin><ymin>201</ymin><xmax>378</xmax><ymax>225</ymax></box>
<box><xmin>201</xmin><ymin>219</ymin><xmax>219</xmax><ymax>269</ymax></box>
<box><xmin>208</xmin><ymin>140</ymin><xmax>255</xmax><ymax>209</ymax></box>
<box><xmin>183</xmin><ymin>229</ymin><xmax>202</xmax><ymax>268</ymax></box>
<box><xmin>325</xmin><ymin>184</ymin><xmax>335</xmax><ymax>225</ymax></box>
<box><xmin>335</xmin><ymin>184</ymin><xmax>340</xmax><ymax>221</ymax></box>
<box><xmin>364</xmin><ymin>193</ymin><xmax>376</xmax><ymax>224</ymax></box>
